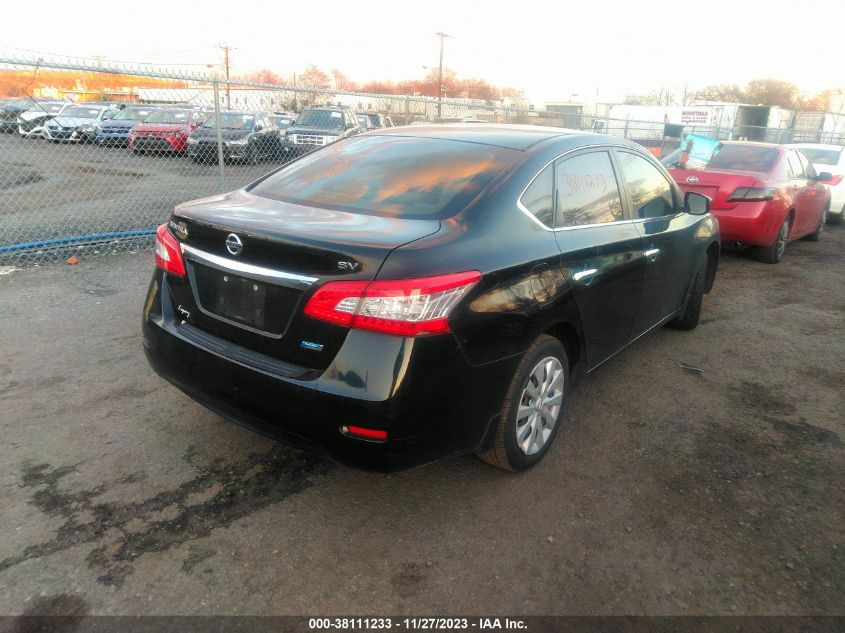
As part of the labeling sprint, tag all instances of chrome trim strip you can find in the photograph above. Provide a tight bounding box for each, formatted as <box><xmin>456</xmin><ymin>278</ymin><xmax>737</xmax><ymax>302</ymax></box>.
<box><xmin>180</xmin><ymin>244</ymin><xmax>318</xmax><ymax>289</ymax></box>
<box><xmin>644</xmin><ymin>248</ymin><xmax>661</xmax><ymax>257</ymax></box>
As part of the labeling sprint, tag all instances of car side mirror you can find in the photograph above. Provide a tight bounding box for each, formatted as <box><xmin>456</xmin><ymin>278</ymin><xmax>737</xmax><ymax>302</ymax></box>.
<box><xmin>684</xmin><ymin>191</ymin><xmax>711</xmax><ymax>215</ymax></box>
<box><xmin>817</xmin><ymin>171</ymin><xmax>833</xmax><ymax>182</ymax></box>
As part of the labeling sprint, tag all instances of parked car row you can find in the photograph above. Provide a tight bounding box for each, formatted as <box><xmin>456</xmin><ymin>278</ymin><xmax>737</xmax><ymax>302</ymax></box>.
<box><xmin>0</xmin><ymin>98</ymin><xmax>398</xmax><ymax>164</ymax></box>
<box><xmin>662</xmin><ymin>141</ymin><xmax>837</xmax><ymax>262</ymax></box>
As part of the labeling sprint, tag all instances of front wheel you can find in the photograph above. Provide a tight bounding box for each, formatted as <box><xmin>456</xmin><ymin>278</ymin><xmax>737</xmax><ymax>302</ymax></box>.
<box><xmin>670</xmin><ymin>253</ymin><xmax>708</xmax><ymax>331</ymax></box>
<box><xmin>478</xmin><ymin>335</ymin><xmax>568</xmax><ymax>472</ymax></box>
<box><xmin>755</xmin><ymin>216</ymin><xmax>790</xmax><ymax>264</ymax></box>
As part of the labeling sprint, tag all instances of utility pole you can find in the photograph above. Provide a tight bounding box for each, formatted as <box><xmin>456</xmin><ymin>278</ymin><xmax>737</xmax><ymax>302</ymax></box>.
<box><xmin>435</xmin><ymin>31</ymin><xmax>453</xmax><ymax>120</ymax></box>
<box><xmin>218</xmin><ymin>44</ymin><xmax>233</xmax><ymax>109</ymax></box>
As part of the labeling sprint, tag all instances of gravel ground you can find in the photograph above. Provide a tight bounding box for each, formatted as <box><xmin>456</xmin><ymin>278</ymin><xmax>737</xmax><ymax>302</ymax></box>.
<box><xmin>0</xmin><ymin>227</ymin><xmax>842</xmax><ymax>616</ymax></box>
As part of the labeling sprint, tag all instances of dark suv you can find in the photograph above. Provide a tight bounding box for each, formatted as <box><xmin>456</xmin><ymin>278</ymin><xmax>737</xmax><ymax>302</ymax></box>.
<box><xmin>285</xmin><ymin>106</ymin><xmax>360</xmax><ymax>155</ymax></box>
<box><xmin>187</xmin><ymin>111</ymin><xmax>282</xmax><ymax>164</ymax></box>
<box><xmin>143</xmin><ymin>126</ymin><xmax>719</xmax><ymax>472</ymax></box>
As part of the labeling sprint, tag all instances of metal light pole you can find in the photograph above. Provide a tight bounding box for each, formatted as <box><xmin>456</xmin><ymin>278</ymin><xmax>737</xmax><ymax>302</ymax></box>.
<box><xmin>435</xmin><ymin>32</ymin><xmax>453</xmax><ymax>120</ymax></box>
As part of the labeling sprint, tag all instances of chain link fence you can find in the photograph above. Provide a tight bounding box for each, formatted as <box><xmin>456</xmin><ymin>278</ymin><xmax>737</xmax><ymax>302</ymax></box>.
<box><xmin>2</xmin><ymin>53</ymin><xmax>843</xmax><ymax>265</ymax></box>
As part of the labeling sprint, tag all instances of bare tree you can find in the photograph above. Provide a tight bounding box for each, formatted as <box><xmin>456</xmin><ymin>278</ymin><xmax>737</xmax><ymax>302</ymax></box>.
<box><xmin>743</xmin><ymin>79</ymin><xmax>799</xmax><ymax>108</ymax></box>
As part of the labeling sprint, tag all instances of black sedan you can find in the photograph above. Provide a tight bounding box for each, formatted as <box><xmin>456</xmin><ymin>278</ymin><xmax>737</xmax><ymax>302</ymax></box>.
<box><xmin>143</xmin><ymin>125</ymin><xmax>719</xmax><ymax>471</ymax></box>
<box><xmin>187</xmin><ymin>111</ymin><xmax>283</xmax><ymax>163</ymax></box>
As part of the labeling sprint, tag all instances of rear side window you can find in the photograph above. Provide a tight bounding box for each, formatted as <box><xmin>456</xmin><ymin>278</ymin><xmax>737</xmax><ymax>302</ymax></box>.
<box><xmin>250</xmin><ymin>135</ymin><xmax>515</xmax><ymax>219</ymax></box>
<box><xmin>787</xmin><ymin>152</ymin><xmax>805</xmax><ymax>179</ymax></box>
<box><xmin>797</xmin><ymin>152</ymin><xmax>816</xmax><ymax>179</ymax></box>
<box><xmin>797</xmin><ymin>148</ymin><xmax>841</xmax><ymax>165</ymax></box>
<box><xmin>617</xmin><ymin>151</ymin><xmax>676</xmax><ymax>219</ymax></box>
<box><xmin>554</xmin><ymin>151</ymin><xmax>623</xmax><ymax>227</ymax></box>
<box><xmin>520</xmin><ymin>164</ymin><xmax>554</xmax><ymax>227</ymax></box>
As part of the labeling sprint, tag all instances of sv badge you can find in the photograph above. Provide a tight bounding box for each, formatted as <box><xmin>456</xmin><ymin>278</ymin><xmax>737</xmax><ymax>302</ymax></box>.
<box><xmin>337</xmin><ymin>261</ymin><xmax>360</xmax><ymax>271</ymax></box>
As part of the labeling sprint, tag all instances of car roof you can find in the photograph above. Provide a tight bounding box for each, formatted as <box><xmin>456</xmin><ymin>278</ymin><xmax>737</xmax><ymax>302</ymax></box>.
<box><xmin>720</xmin><ymin>140</ymin><xmax>781</xmax><ymax>150</ymax></box>
<box><xmin>785</xmin><ymin>142</ymin><xmax>844</xmax><ymax>150</ymax></box>
<box><xmin>368</xmin><ymin>124</ymin><xmax>618</xmax><ymax>151</ymax></box>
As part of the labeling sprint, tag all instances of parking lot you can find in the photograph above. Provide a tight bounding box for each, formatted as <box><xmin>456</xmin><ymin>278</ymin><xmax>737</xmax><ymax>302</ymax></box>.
<box><xmin>0</xmin><ymin>223</ymin><xmax>842</xmax><ymax>615</ymax></box>
<box><xmin>0</xmin><ymin>132</ymin><xmax>280</xmax><ymax>251</ymax></box>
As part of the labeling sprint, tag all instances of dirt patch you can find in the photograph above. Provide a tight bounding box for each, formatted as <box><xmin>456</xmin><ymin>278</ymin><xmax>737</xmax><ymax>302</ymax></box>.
<box><xmin>0</xmin><ymin>447</ymin><xmax>333</xmax><ymax>587</ymax></box>
<box><xmin>1</xmin><ymin>172</ymin><xmax>44</xmax><ymax>190</ymax></box>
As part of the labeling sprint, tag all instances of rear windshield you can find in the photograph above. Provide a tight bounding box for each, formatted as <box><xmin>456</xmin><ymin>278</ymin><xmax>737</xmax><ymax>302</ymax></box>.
<box><xmin>27</xmin><ymin>103</ymin><xmax>65</xmax><ymax>115</ymax></box>
<box><xmin>294</xmin><ymin>109</ymin><xmax>346</xmax><ymax>130</ymax></box>
<box><xmin>250</xmin><ymin>135</ymin><xmax>515</xmax><ymax>219</ymax></box>
<box><xmin>663</xmin><ymin>144</ymin><xmax>778</xmax><ymax>173</ymax></box>
<box><xmin>60</xmin><ymin>106</ymin><xmax>101</xmax><ymax>119</ymax></box>
<box><xmin>796</xmin><ymin>148</ymin><xmax>841</xmax><ymax>165</ymax></box>
<box><xmin>145</xmin><ymin>110</ymin><xmax>191</xmax><ymax>124</ymax></box>
<box><xmin>202</xmin><ymin>112</ymin><xmax>254</xmax><ymax>130</ymax></box>
<box><xmin>113</xmin><ymin>107</ymin><xmax>156</xmax><ymax>121</ymax></box>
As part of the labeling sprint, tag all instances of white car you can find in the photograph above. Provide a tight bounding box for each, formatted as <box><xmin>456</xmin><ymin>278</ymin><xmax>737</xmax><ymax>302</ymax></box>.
<box><xmin>43</xmin><ymin>104</ymin><xmax>120</xmax><ymax>143</ymax></box>
<box><xmin>792</xmin><ymin>143</ymin><xmax>845</xmax><ymax>224</ymax></box>
<box><xmin>17</xmin><ymin>101</ymin><xmax>72</xmax><ymax>138</ymax></box>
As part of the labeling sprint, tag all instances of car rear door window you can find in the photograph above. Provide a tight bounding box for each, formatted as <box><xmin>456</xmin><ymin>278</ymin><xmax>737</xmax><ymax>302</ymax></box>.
<box><xmin>797</xmin><ymin>152</ymin><xmax>817</xmax><ymax>179</ymax></box>
<box><xmin>554</xmin><ymin>151</ymin><xmax>624</xmax><ymax>227</ymax></box>
<box><xmin>617</xmin><ymin>151</ymin><xmax>676</xmax><ymax>219</ymax></box>
<box><xmin>520</xmin><ymin>164</ymin><xmax>554</xmax><ymax>227</ymax></box>
<box><xmin>787</xmin><ymin>151</ymin><xmax>805</xmax><ymax>179</ymax></box>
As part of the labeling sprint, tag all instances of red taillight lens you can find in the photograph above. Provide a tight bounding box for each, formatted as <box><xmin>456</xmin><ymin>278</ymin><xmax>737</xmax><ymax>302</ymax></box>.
<box><xmin>727</xmin><ymin>187</ymin><xmax>776</xmax><ymax>202</ymax></box>
<box><xmin>342</xmin><ymin>425</ymin><xmax>388</xmax><ymax>441</ymax></box>
<box><xmin>154</xmin><ymin>223</ymin><xmax>186</xmax><ymax>277</ymax></box>
<box><xmin>303</xmin><ymin>271</ymin><xmax>481</xmax><ymax>337</ymax></box>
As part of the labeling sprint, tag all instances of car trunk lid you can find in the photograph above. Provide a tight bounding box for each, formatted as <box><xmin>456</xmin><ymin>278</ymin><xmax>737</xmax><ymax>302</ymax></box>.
<box><xmin>167</xmin><ymin>190</ymin><xmax>441</xmax><ymax>369</ymax></box>
<box><xmin>668</xmin><ymin>168</ymin><xmax>766</xmax><ymax>209</ymax></box>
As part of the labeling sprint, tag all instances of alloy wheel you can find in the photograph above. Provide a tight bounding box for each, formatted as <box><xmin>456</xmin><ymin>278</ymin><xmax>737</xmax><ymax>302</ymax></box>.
<box><xmin>776</xmin><ymin>220</ymin><xmax>789</xmax><ymax>260</ymax></box>
<box><xmin>515</xmin><ymin>356</ymin><xmax>564</xmax><ymax>455</ymax></box>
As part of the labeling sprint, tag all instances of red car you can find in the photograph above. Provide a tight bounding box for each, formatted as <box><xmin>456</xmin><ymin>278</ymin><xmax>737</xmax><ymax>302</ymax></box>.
<box><xmin>128</xmin><ymin>108</ymin><xmax>207</xmax><ymax>154</ymax></box>
<box><xmin>663</xmin><ymin>142</ymin><xmax>831</xmax><ymax>263</ymax></box>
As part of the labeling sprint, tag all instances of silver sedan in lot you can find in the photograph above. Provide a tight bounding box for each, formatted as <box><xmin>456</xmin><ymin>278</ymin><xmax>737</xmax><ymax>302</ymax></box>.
<box><xmin>43</xmin><ymin>104</ymin><xmax>120</xmax><ymax>143</ymax></box>
<box><xmin>792</xmin><ymin>143</ymin><xmax>845</xmax><ymax>224</ymax></box>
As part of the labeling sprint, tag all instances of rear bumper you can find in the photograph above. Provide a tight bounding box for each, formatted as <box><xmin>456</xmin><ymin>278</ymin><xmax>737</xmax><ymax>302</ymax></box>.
<box><xmin>829</xmin><ymin>187</ymin><xmax>845</xmax><ymax>217</ymax></box>
<box><xmin>43</xmin><ymin>127</ymin><xmax>84</xmax><ymax>142</ymax></box>
<box><xmin>130</xmin><ymin>136</ymin><xmax>186</xmax><ymax>152</ymax></box>
<box><xmin>711</xmin><ymin>201</ymin><xmax>782</xmax><ymax>246</ymax></box>
<box><xmin>96</xmin><ymin>130</ymin><xmax>132</xmax><ymax>144</ymax></box>
<box><xmin>188</xmin><ymin>142</ymin><xmax>253</xmax><ymax>161</ymax></box>
<box><xmin>142</xmin><ymin>270</ymin><xmax>516</xmax><ymax>471</ymax></box>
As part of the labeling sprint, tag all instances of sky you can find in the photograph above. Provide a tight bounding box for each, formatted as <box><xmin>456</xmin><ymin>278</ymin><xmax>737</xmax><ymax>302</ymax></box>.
<box><xmin>2</xmin><ymin>0</ymin><xmax>844</xmax><ymax>105</ymax></box>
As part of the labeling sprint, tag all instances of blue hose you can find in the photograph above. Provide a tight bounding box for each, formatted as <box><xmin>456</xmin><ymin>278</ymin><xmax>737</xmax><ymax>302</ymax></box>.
<box><xmin>0</xmin><ymin>229</ymin><xmax>156</xmax><ymax>254</ymax></box>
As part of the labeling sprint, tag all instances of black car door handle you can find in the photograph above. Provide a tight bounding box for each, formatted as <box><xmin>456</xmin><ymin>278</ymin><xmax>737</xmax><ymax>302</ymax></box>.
<box><xmin>644</xmin><ymin>248</ymin><xmax>660</xmax><ymax>262</ymax></box>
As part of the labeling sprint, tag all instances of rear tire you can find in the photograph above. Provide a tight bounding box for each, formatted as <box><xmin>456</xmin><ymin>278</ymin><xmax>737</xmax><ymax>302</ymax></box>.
<box><xmin>478</xmin><ymin>335</ymin><xmax>569</xmax><ymax>472</ymax></box>
<box><xmin>804</xmin><ymin>210</ymin><xmax>825</xmax><ymax>242</ymax></box>
<box><xmin>826</xmin><ymin>205</ymin><xmax>844</xmax><ymax>225</ymax></box>
<box><xmin>670</xmin><ymin>253</ymin><xmax>708</xmax><ymax>331</ymax></box>
<box><xmin>755</xmin><ymin>216</ymin><xmax>790</xmax><ymax>264</ymax></box>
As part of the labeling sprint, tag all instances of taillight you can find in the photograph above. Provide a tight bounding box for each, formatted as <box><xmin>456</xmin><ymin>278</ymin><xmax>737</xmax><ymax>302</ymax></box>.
<box><xmin>154</xmin><ymin>223</ymin><xmax>186</xmax><ymax>277</ymax></box>
<box><xmin>727</xmin><ymin>187</ymin><xmax>776</xmax><ymax>202</ymax></box>
<box><xmin>341</xmin><ymin>425</ymin><xmax>388</xmax><ymax>441</ymax></box>
<box><xmin>303</xmin><ymin>271</ymin><xmax>481</xmax><ymax>336</ymax></box>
